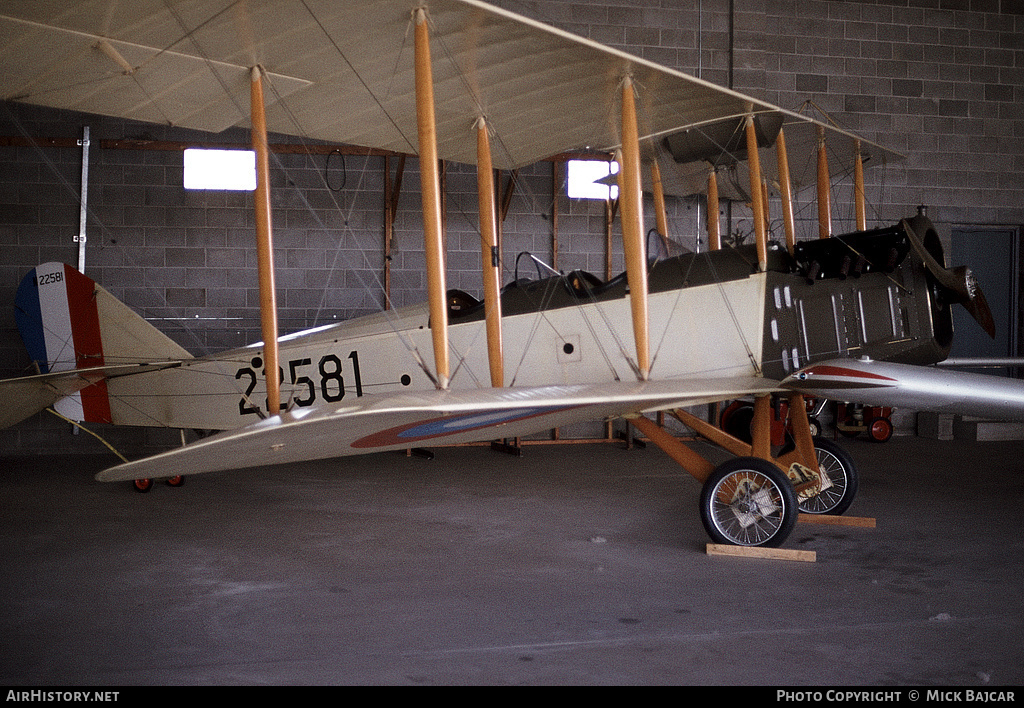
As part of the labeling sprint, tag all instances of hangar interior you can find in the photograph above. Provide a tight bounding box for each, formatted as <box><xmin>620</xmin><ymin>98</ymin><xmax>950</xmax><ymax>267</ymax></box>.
<box><xmin>2</xmin><ymin>0</ymin><xmax>1023</xmax><ymax>455</ymax></box>
<box><xmin>1</xmin><ymin>0</ymin><xmax>1023</xmax><ymax>686</ymax></box>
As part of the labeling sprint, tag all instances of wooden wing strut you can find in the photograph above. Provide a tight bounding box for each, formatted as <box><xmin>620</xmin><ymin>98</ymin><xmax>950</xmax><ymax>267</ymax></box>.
<box><xmin>476</xmin><ymin>118</ymin><xmax>504</xmax><ymax>388</ymax></box>
<box><xmin>414</xmin><ymin>8</ymin><xmax>449</xmax><ymax>389</ymax></box>
<box><xmin>745</xmin><ymin>114</ymin><xmax>767</xmax><ymax>272</ymax></box>
<box><xmin>817</xmin><ymin>125</ymin><xmax>832</xmax><ymax>239</ymax></box>
<box><xmin>617</xmin><ymin>76</ymin><xmax>650</xmax><ymax>380</ymax></box>
<box><xmin>250</xmin><ymin>66</ymin><xmax>281</xmax><ymax>415</ymax></box>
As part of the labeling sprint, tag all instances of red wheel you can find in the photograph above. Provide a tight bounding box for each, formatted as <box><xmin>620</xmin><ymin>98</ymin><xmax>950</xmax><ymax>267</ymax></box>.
<box><xmin>132</xmin><ymin>478</ymin><xmax>153</xmax><ymax>493</ymax></box>
<box><xmin>868</xmin><ymin>416</ymin><xmax>893</xmax><ymax>443</ymax></box>
<box><xmin>165</xmin><ymin>475</ymin><xmax>185</xmax><ymax>487</ymax></box>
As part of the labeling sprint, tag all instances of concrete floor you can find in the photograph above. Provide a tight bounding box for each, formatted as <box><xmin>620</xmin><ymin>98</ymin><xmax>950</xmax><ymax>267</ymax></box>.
<box><xmin>1</xmin><ymin>434</ymin><xmax>1022</xmax><ymax>686</ymax></box>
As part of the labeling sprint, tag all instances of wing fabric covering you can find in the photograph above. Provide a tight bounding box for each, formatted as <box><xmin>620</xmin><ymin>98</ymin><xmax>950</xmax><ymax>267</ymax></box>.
<box><xmin>0</xmin><ymin>0</ymin><xmax>898</xmax><ymax>181</ymax></box>
<box><xmin>96</xmin><ymin>377</ymin><xmax>780</xmax><ymax>481</ymax></box>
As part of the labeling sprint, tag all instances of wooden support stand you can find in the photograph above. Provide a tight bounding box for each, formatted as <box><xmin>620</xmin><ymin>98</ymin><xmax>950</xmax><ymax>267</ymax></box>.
<box><xmin>706</xmin><ymin>544</ymin><xmax>816</xmax><ymax>562</ymax></box>
<box><xmin>798</xmin><ymin>514</ymin><xmax>876</xmax><ymax>528</ymax></box>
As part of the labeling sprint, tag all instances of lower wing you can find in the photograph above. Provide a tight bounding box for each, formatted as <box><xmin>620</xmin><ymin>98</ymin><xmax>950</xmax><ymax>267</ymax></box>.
<box><xmin>783</xmin><ymin>358</ymin><xmax>1024</xmax><ymax>420</ymax></box>
<box><xmin>96</xmin><ymin>376</ymin><xmax>781</xmax><ymax>482</ymax></box>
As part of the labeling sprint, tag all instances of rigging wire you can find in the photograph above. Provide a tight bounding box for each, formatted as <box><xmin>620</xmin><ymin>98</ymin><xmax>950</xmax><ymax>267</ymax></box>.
<box><xmin>7</xmin><ymin>0</ymin><xmax>900</xmax><ymax>409</ymax></box>
<box><xmin>0</xmin><ymin>103</ymin><xmax>214</xmax><ymax>361</ymax></box>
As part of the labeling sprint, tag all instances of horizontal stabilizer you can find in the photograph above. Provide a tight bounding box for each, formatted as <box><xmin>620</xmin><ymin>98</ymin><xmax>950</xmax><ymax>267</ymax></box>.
<box><xmin>0</xmin><ymin>361</ymin><xmax>189</xmax><ymax>430</ymax></box>
<box><xmin>97</xmin><ymin>376</ymin><xmax>781</xmax><ymax>482</ymax></box>
<box><xmin>0</xmin><ymin>372</ymin><xmax>92</xmax><ymax>429</ymax></box>
<box><xmin>12</xmin><ymin>262</ymin><xmax>191</xmax><ymax>425</ymax></box>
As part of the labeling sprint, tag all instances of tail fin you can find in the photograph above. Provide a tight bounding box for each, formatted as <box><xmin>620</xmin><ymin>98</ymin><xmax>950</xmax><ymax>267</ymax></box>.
<box><xmin>14</xmin><ymin>262</ymin><xmax>190</xmax><ymax>423</ymax></box>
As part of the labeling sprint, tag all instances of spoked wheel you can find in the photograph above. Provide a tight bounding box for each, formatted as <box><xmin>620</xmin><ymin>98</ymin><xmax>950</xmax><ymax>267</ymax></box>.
<box><xmin>798</xmin><ymin>437</ymin><xmax>859</xmax><ymax>516</ymax></box>
<box><xmin>699</xmin><ymin>457</ymin><xmax>799</xmax><ymax>547</ymax></box>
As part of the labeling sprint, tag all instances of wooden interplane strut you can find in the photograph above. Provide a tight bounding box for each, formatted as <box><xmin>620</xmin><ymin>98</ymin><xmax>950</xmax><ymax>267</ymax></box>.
<box><xmin>817</xmin><ymin>125</ymin><xmax>832</xmax><ymax>239</ymax></box>
<box><xmin>854</xmin><ymin>139</ymin><xmax>867</xmax><ymax>231</ymax></box>
<box><xmin>745</xmin><ymin>115</ymin><xmax>767</xmax><ymax>271</ymax></box>
<box><xmin>475</xmin><ymin>118</ymin><xmax>504</xmax><ymax>388</ymax></box>
<box><xmin>250</xmin><ymin>66</ymin><xmax>281</xmax><ymax>416</ymax></box>
<box><xmin>616</xmin><ymin>77</ymin><xmax>650</xmax><ymax>380</ymax></box>
<box><xmin>776</xmin><ymin>128</ymin><xmax>796</xmax><ymax>255</ymax></box>
<box><xmin>413</xmin><ymin>8</ymin><xmax>449</xmax><ymax>389</ymax></box>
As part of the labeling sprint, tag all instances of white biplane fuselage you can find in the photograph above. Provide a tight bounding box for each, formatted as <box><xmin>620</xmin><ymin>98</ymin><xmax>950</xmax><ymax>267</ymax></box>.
<box><xmin>85</xmin><ymin>210</ymin><xmax>962</xmax><ymax>433</ymax></box>
<box><xmin>96</xmin><ymin>252</ymin><xmax>766</xmax><ymax>432</ymax></box>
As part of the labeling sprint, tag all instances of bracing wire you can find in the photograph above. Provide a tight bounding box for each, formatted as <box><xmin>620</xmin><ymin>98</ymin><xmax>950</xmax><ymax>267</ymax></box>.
<box><xmin>7</xmin><ymin>0</ymin><xmax>866</xmax><ymax>408</ymax></box>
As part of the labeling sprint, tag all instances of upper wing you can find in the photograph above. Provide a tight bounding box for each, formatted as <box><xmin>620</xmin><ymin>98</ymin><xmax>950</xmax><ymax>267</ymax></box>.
<box><xmin>651</xmin><ymin>109</ymin><xmax>902</xmax><ymax>199</ymax></box>
<box><xmin>0</xmin><ymin>0</ymin><xmax>894</xmax><ymax>177</ymax></box>
<box><xmin>96</xmin><ymin>375</ymin><xmax>781</xmax><ymax>481</ymax></box>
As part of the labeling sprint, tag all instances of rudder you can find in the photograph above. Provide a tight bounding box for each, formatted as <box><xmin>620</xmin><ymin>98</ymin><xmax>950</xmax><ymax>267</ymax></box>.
<box><xmin>14</xmin><ymin>262</ymin><xmax>190</xmax><ymax>423</ymax></box>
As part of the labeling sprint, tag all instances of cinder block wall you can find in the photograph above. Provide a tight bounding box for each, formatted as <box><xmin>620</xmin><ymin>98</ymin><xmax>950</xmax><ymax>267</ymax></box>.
<box><xmin>2</xmin><ymin>0</ymin><xmax>1022</xmax><ymax>455</ymax></box>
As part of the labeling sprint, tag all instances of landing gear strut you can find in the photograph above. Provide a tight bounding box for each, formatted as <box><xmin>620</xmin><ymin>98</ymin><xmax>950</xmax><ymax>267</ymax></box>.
<box><xmin>630</xmin><ymin>392</ymin><xmax>859</xmax><ymax>548</ymax></box>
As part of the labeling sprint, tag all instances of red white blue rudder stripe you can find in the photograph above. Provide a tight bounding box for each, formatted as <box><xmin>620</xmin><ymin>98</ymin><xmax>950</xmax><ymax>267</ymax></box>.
<box><xmin>15</xmin><ymin>263</ymin><xmax>112</xmax><ymax>423</ymax></box>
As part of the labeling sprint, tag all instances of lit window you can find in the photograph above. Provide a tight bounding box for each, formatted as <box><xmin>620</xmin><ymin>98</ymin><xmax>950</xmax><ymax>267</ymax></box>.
<box><xmin>567</xmin><ymin>159</ymin><xmax>619</xmax><ymax>200</ymax></box>
<box><xmin>183</xmin><ymin>148</ymin><xmax>256</xmax><ymax>190</ymax></box>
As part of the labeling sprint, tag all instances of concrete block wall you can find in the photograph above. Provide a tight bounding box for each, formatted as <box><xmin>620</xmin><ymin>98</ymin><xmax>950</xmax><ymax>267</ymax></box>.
<box><xmin>2</xmin><ymin>0</ymin><xmax>1022</xmax><ymax>455</ymax></box>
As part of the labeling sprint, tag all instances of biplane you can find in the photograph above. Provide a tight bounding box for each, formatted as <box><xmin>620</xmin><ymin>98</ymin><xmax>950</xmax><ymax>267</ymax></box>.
<box><xmin>2</xmin><ymin>0</ymin><xmax>1020</xmax><ymax>548</ymax></box>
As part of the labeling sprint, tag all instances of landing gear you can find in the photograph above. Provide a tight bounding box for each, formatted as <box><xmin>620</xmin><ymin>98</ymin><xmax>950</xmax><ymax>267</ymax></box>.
<box><xmin>699</xmin><ymin>457</ymin><xmax>799</xmax><ymax>548</ymax></box>
<box><xmin>806</xmin><ymin>415</ymin><xmax>823</xmax><ymax>438</ymax></box>
<box><xmin>638</xmin><ymin>392</ymin><xmax>859</xmax><ymax>548</ymax></box>
<box><xmin>797</xmin><ymin>437</ymin><xmax>859</xmax><ymax>516</ymax></box>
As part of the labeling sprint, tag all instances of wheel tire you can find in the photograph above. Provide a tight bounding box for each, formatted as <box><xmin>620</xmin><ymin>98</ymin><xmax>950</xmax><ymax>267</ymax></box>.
<box><xmin>699</xmin><ymin>457</ymin><xmax>799</xmax><ymax>547</ymax></box>
<box><xmin>165</xmin><ymin>475</ymin><xmax>185</xmax><ymax>487</ymax></box>
<box><xmin>798</xmin><ymin>437</ymin><xmax>859</xmax><ymax>516</ymax></box>
<box><xmin>868</xmin><ymin>416</ymin><xmax>893</xmax><ymax>443</ymax></box>
<box><xmin>132</xmin><ymin>478</ymin><xmax>153</xmax><ymax>493</ymax></box>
